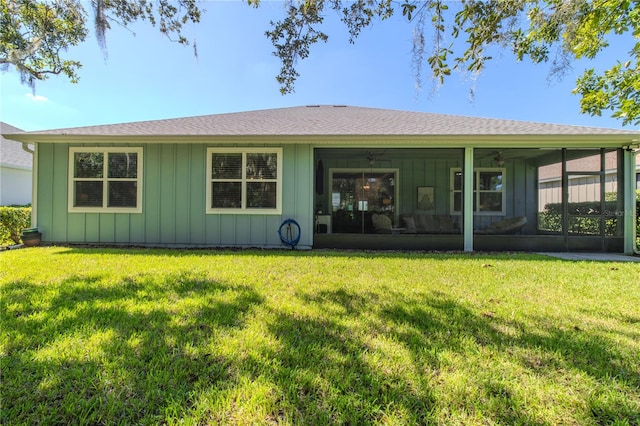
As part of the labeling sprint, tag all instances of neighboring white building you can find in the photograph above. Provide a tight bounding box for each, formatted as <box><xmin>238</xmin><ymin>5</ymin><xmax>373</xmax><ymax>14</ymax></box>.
<box><xmin>539</xmin><ymin>151</ymin><xmax>640</xmax><ymax>210</ymax></box>
<box><xmin>0</xmin><ymin>122</ymin><xmax>32</xmax><ymax>206</ymax></box>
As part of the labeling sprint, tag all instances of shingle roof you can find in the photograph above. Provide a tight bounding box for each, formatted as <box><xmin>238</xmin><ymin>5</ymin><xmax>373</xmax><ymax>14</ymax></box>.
<box><xmin>0</xmin><ymin>122</ymin><xmax>32</xmax><ymax>169</ymax></box>
<box><xmin>8</xmin><ymin>106</ymin><xmax>640</xmax><ymax>138</ymax></box>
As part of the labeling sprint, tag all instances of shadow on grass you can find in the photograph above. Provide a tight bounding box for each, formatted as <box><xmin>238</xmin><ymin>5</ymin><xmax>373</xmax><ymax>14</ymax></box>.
<box><xmin>381</xmin><ymin>291</ymin><xmax>639</xmax><ymax>424</ymax></box>
<box><xmin>280</xmin><ymin>288</ymin><xmax>639</xmax><ymax>424</ymax></box>
<box><xmin>2</xmin><ymin>273</ymin><xmax>638</xmax><ymax>424</ymax></box>
<box><xmin>264</xmin><ymin>312</ymin><xmax>436</xmax><ymax>424</ymax></box>
<box><xmin>1</xmin><ymin>272</ymin><xmax>263</xmax><ymax>424</ymax></box>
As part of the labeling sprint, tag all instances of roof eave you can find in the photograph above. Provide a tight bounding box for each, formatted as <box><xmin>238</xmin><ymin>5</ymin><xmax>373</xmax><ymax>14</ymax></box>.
<box><xmin>4</xmin><ymin>133</ymin><xmax>639</xmax><ymax>148</ymax></box>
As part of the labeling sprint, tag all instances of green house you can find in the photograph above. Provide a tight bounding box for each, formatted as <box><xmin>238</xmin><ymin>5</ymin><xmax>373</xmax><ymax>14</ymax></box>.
<box><xmin>6</xmin><ymin>105</ymin><xmax>640</xmax><ymax>253</ymax></box>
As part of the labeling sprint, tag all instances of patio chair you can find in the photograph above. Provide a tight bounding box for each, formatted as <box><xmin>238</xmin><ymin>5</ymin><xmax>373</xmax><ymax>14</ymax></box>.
<box><xmin>371</xmin><ymin>213</ymin><xmax>393</xmax><ymax>233</ymax></box>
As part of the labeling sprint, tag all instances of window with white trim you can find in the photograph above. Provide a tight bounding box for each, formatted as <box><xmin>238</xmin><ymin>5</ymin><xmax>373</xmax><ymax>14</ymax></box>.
<box><xmin>451</xmin><ymin>168</ymin><xmax>506</xmax><ymax>215</ymax></box>
<box><xmin>207</xmin><ymin>148</ymin><xmax>282</xmax><ymax>214</ymax></box>
<box><xmin>68</xmin><ymin>147</ymin><xmax>142</xmax><ymax>213</ymax></box>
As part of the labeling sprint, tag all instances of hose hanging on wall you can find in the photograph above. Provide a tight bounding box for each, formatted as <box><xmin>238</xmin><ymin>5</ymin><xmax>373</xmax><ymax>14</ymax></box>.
<box><xmin>278</xmin><ymin>218</ymin><xmax>301</xmax><ymax>249</ymax></box>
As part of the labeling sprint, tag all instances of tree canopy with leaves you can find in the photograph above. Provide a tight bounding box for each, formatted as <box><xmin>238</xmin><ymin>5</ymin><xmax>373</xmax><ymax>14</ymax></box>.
<box><xmin>1</xmin><ymin>0</ymin><xmax>638</xmax><ymax>125</ymax></box>
<box><xmin>1</xmin><ymin>0</ymin><xmax>200</xmax><ymax>85</ymax></box>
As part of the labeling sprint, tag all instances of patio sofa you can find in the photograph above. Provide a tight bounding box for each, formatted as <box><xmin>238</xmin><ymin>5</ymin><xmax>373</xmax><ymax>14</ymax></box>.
<box><xmin>474</xmin><ymin>216</ymin><xmax>527</xmax><ymax>234</ymax></box>
<box><xmin>400</xmin><ymin>214</ymin><xmax>459</xmax><ymax>234</ymax></box>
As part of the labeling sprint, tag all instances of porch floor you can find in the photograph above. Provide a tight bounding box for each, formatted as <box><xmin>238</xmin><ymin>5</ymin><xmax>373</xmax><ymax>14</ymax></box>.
<box><xmin>313</xmin><ymin>233</ymin><xmax>626</xmax><ymax>253</ymax></box>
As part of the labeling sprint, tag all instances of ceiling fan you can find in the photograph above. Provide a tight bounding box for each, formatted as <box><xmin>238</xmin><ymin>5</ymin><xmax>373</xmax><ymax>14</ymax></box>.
<box><xmin>366</xmin><ymin>151</ymin><xmax>385</xmax><ymax>167</ymax></box>
<box><xmin>478</xmin><ymin>150</ymin><xmax>528</xmax><ymax>166</ymax></box>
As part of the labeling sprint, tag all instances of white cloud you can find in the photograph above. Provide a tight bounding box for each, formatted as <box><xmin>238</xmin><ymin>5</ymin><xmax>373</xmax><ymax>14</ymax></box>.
<box><xmin>25</xmin><ymin>93</ymin><xmax>49</xmax><ymax>102</ymax></box>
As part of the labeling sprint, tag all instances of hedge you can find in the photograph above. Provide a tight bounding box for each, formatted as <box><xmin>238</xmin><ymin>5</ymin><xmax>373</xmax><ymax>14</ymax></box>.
<box><xmin>539</xmin><ymin>192</ymin><xmax>640</xmax><ymax>237</ymax></box>
<box><xmin>0</xmin><ymin>206</ymin><xmax>31</xmax><ymax>245</ymax></box>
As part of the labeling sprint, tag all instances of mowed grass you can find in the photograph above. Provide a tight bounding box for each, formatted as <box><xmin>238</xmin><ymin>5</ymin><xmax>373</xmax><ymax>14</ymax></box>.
<box><xmin>1</xmin><ymin>247</ymin><xmax>639</xmax><ymax>425</ymax></box>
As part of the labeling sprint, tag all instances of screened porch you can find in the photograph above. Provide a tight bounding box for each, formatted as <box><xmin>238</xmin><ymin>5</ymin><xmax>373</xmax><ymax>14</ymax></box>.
<box><xmin>313</xmin><ymin>148</ymin><xmax>634</xmax><ymax>252</ymax></box>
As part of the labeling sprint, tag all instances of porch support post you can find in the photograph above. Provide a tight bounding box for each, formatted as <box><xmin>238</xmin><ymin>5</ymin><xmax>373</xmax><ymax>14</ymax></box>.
<box><xmin>31</xmin><ymin>143</ymin><xmax>38</xmax><ymax>228</ymax></box>
<box><xmin>463</xmin><ymin>147</ymin><xmax>474</xmax><ymax>252</ymax></box>
<box><xmin>623</xmin><ymin>149</ymin><xmax>638</xmax><ymax>254</ymax></box>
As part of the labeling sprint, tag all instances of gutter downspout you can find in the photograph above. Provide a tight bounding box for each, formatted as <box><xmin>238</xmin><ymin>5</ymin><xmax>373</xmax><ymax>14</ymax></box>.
<box><xmin>21</xmin><ymin>142</ymin><xmax>34</xmax><ymax>154</ymax></box>
<box><xmin>20</xmin><ymin>141</ymin><xmax>37</xmax><ymax>228</ymax></box>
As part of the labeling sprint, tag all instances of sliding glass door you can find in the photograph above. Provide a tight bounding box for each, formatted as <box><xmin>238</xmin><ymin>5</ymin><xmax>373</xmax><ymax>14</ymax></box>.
<box><xmin>330</xmin><ymin>169</ymin><xmax>397</xmax><ymax>233</ymax></box>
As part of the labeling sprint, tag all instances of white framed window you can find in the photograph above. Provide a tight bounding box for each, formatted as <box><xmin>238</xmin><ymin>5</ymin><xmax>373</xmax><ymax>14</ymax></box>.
<box><xmin>451</xmin><ymin>168</ymin><xmax>506</xmax><ymax>215</ymax></box>
<box><xmin>68</xmin><ymin>147</ymin><xmax>143</xmax><ymax>213</ymax></box>
<box><xmin>206</xmin><ymin>147</ymin><xmax>282</xmax><ymax>214</ymax></box>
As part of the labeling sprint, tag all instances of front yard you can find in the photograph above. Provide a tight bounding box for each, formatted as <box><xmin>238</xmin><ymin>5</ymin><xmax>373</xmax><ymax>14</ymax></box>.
<box><xmin>1</xmin><ymin>247</ymin><xmax>639</xmax><ymax>425</ymax></box>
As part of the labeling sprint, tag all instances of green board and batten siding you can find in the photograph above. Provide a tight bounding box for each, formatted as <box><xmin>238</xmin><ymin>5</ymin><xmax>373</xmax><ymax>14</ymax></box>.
<box><xmin>36</xmin><ymin>143</ymin><xmax>314</xmax><ymax>248</ymax></box>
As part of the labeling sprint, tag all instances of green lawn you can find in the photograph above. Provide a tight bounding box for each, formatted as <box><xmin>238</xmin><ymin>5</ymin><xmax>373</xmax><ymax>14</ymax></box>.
<box><xmin>1</xmin><ymin>247</ymin><xmax>639</xmax><ymax>425</ymax></box>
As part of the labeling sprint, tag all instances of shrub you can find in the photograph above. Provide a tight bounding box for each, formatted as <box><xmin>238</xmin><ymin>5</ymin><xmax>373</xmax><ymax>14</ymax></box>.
<box><xmin>539</xmin><ymin>193</ymin><xmax>639</xmax><ymax>241</ymax></box>
<box><xmin>0</xmin><ymin>206</ymin><xmax>31</xmax><ymax>245</ymax></box>
<box><xmin>539</xmin><ymin>201</ymin><xmax>621</xmax><ymax>235</ymax></box>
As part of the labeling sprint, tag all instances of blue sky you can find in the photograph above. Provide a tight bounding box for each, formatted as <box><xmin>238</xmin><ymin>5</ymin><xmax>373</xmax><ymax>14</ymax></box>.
<box><xmin>0</xmin><ymin>1</ymin><xmax>635</xmax><ymax>131</ymax></box>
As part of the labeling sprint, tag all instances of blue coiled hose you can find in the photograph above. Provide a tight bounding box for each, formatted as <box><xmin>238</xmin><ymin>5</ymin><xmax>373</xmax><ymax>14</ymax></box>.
<box><xmin>278</xmin><ymin>218</ymin><xmax>301</xmax><ymax>249</ymax></box>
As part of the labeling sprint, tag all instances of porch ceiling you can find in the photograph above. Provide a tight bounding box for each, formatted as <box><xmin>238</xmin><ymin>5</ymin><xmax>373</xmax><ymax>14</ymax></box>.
<box><xmin>315</xmin><ymin>147</ymin><xmax>619</xmax><ymax>166</ymax></box>
<box><xmin>316</xmin><ymin>148</ymin><xmax>462</xmax><ymax>161</ymax></box>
